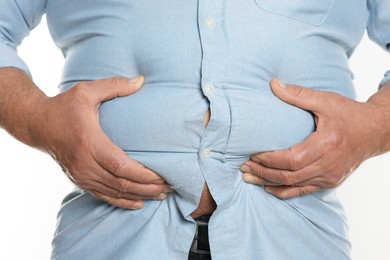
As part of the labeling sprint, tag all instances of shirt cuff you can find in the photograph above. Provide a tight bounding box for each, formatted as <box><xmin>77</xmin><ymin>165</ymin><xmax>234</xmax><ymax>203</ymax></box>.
<box><xmin>0</xmin><ymin>42</ymin><xmax>31</xmax><ymax>76</ymax></box>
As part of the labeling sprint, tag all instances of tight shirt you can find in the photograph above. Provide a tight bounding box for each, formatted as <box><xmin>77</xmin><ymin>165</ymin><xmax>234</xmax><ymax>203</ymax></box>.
<box><xmin>1</xmin><ymin>1</ymin><xmax>390</xmax><ymax>259</ymax></box>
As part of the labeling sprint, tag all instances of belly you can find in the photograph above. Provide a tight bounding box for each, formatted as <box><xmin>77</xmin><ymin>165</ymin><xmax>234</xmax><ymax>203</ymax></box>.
<box><xmin>225</xmin><ymin>87</ymin><xmax>316</xmax><ymax>155</ymax></box>
<box><xmin>99</xmin><ymin>82</ymin><xmax>208</xmax><ymax>153</ymax></box>
<box><xmin>99</xmin><ymin>82</ymin><xmax>316</xmax><ymax>156</ymax></box>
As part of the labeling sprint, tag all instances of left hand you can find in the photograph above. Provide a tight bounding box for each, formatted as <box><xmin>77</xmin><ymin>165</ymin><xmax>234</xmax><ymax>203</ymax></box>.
<box><xmin>240</xmin><ymin>78</ymin><xmax>385</xmax><ymax>199</ymax></box>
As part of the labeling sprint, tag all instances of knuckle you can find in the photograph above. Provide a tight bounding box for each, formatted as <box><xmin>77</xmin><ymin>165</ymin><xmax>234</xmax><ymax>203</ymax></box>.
<box><xmin>72</xmin><ymin>83</ymin><xmax>90</xmax><ymax>100</ymax></box>
<box><xmin>116</xmin><ymin>179</ymin><xmax>130</xmax><ymax>193</ymax></box>
<box><xmin>298</xmin><ymin>187</ymin><xmax>309</xmax><ymax>196</ymax></box>
<box><xmin>114</xmin><ymin>190</ymin><xmax>122</xmax><ymax>199</ymax></box>
<box><xmin>109</xmin><ymin>77</ymin><xmax>119</xmax><ymax>86</ymax></box>
<box><xmin>279</xmin><ymin>171</ymin><xmax>295</xmax><ymax>186</ymax></box>
<box><xmin>110</xmin><ymin>158</ymin><xmax>127</xmax><ymax>175</ymax></box>
<box><xmin>291</xmin><ymin>85</ymin><xmax>305</xmax><ymax>97</ymax></box>
<box><xmin>109</xmin><ymin>78</ymin><xmax>121</xmax><ymax>96</ymax></box>
<box><xmin>253</xmin><ymin>165</ymin><xmax>262</xmax><ymax>176</ymax></box>
<box><xmin>326</xmin><ymin>130</ymin><xmax>343</xmax><ymax>147</ymax></box>
<box><xmin>287</xmin><ymin>154</ymin><xmax>302</xmax><ymax>171</ymax></box>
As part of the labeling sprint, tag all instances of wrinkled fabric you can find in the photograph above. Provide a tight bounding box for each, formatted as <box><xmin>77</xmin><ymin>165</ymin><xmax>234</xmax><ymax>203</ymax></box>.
<box><xmin>1</xmin><ymin>0</ymin><xmax>390</xmax><ymax>259</ymax></box>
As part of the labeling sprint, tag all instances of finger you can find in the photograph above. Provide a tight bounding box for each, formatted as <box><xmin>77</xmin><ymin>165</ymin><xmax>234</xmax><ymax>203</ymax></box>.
<box><xmin>91</xmin><ymin>190</ymin><xmax>145</xmax><ymax>210</ymax></box>
<box><xmin>250</xmin><ymin>131</ymin><xmax>324</xmax><ymax>171</ymax></box>
<box><xmin>92</xmin><ymin>131</ymin><xmax>166</xmax><ymax>185</ymax></box>
<box><xmin>242</xmin><ymin>159</ymin><xmax>324</xmax><ymax>186</ymax></box>
<box><xmin>87</xmin><ymin>75</ymin><xmax>145</xmax><ymax>103</ymax></box>
<box><xmin>269</xmin><ymin>78</ymin><xmax>328</xmax><ymax>113</ymax></box>
<box><xmin>72</xmin><ymin>164</ymin><xmax>172</xmax><ymax>200</ymax></box>
<box><xmin>264</xmin><ymin>185</ymin><xmax>321</xmax><ymax>199</ymax></box>
<box><xmin>63</xmin><ymin>134</ymin><xmax>171</xmax><ymax>198</ymax></box>
<box><xmin>83</xmin><ymin>172</ymin><xmax>172</xmax><ymax>198</ymax></box>
<box><xmin>98</xmin><ymin>185</ymin><xmax>170</xmax><ymax>201</ymax></box>
<box><xmin>242</xmin><ymin>173</ymin><xmax>281</xmax><ymax>186</ymax></box>
<box><xmin>292</xmin><ymin>169</ymin><xmax>348</xmax><ymax>189</ymax></box>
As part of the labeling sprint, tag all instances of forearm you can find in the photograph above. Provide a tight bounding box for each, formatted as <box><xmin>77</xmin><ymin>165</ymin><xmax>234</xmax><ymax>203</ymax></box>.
<box><xmin>0</xmin><ymin>67</ymin><xmax>48</xmax><ymax>147</ymax></box>
<box><xmin>366</xmin><ymin>81</ymin><xmax>390</xmax><ymax>156</ymax></box>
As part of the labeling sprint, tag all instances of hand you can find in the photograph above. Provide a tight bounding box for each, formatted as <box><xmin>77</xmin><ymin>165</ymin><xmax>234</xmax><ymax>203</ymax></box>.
<box><xmin>240</xmin><ymin>78</ymin><xmax>387</xmax><ymax>199</ymax></box>
<box><xmin>34</xmin><ymin>76</ymin><xmax>172</xmax><ymax>209</ymax></box>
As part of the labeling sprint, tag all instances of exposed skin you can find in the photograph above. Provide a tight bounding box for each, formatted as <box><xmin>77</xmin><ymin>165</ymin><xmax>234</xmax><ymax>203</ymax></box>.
<box><xmin>240</xmin><ymin>78</ymin><xmax>390</xmax><ymax>199</ymax></box>
<box><xmin>3</xmin><ymin>66</ymin><xmax>388</xmax><ymax>216</ymax></box>
<box><xmin>0</xmin><ymin>68</ymin><xmax>172</xmax><ymax>210</ymax></box>
<box><xmin>0</xmin><ymin>67</ymin><xmax>215</xmax><ymax>217</ymax></box>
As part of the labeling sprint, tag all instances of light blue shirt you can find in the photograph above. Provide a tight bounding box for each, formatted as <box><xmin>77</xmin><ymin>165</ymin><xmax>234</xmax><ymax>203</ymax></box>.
<box><xmin>1</xmin><ymin>1</ymin><xmax>390</xmax><ymax>259</ymax></box>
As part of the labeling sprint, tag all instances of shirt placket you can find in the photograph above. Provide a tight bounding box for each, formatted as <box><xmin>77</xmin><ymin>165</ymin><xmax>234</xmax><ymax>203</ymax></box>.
<box><xmin>197</xmin><ymin>1</ymin><xmax>240</xmax><ymax>258</ymax></box>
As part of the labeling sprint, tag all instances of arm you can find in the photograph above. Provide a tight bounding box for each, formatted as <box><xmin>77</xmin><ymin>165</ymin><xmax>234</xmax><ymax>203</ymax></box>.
<box><xmin>240</xmin><ymin>78</ymin><xmax>390</xmax><ymax>198</ymax></box>
<box><xmin>0</xmin><ymin>68</ymin><xmax>172</xmax><ymax>208</ymax></box>
<box><xmin>1</xmin><ymin>2</ymin><xmax>171</xmax><ymax>209</ymax></box>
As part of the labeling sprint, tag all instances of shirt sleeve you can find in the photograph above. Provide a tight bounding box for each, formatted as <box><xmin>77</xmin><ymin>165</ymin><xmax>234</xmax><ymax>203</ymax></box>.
<box><xmin>0</xmin><ymin>0</ymin><xmax>47</xmax><ymax>76</ymax></box>
<box><xmin>366</xmin><ymin>0</ymin><xmax>390</xmax><ymax>87</ymax></box>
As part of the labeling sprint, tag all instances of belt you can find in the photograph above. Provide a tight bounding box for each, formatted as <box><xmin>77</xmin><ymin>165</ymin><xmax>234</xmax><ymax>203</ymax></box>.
<box><xmin>190</xmin><ymin>215</ymin><xmax>211</xmax><ymax>256</ymax></box>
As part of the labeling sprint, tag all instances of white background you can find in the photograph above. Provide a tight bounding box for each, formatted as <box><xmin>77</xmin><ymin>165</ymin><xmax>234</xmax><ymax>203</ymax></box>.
<box><xmin>0</xmin><ymin>17</ymin><xmax>389</xmax><ymax>260</ymax></box>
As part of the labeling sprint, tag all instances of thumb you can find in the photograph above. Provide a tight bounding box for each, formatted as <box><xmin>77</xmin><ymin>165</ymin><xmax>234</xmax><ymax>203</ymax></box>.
<box><xmin>92</xmin><ymin>75</ymin><xmax>145</xmax><ymax>103</ymax></box>
<box><xmin>269</xmin><ymin>78</ymin><xmax>323</xmax><ymax>112</ymax></box>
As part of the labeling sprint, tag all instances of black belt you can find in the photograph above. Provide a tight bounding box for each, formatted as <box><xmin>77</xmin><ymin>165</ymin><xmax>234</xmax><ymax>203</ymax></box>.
<box><xmin>189</xmin><ymin>215</ymin><xmax>211</xmax><ymax>259</ymax></box>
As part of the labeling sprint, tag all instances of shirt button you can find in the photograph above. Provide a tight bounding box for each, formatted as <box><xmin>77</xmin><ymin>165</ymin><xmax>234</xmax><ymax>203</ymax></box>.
<box><xmin>202</xmin><ymin>148</ymin><xmax>212</xmax><ymax>158</ymax></box>
<box><xmin>204</xmin><ymin>83</ymin><xmax>214</xmax><ymax>94</ymax></box>
<box><xmin>205</xmin><ymin>17</ymin><xmax>215</xmax><ymax>28</ymax></box>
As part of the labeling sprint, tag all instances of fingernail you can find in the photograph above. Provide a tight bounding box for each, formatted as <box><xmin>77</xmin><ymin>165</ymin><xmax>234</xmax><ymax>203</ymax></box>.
<box><xmin>243</xmin><ymin>173</ymin><xmax>253</xmax><ymax>183</ymax></box>
<box><xmin>240</xmin><ymin>164</ymin><xmax>250</xmax><ymax>173</ymax></box>
<box><xmin>163</xmin><ymin>187</ymin><xmax>173</xmax><ymax>193</ymax></box>
<box><xmin>132</xmin><ymin>201</ymin><xmax>144</xmax><ymax>210</ymax></box>
<box><xmin>130</xmin><ymin>75</ymin><xmax>143</xmax><ymax>84</ymax></box>
<box><xmin>275</xmin><ymin>79</ymin><xmax>286</xmax><ymax>88</ymax></box>
<box><xmin>153</xmin><ymin>179</ymin><xmax>165</xmax><ymax>185</ymax></box>
<box><xmin>157</xmin><ymin>193</ymin><xmax>168</xmax><ymax>200</ymax></box>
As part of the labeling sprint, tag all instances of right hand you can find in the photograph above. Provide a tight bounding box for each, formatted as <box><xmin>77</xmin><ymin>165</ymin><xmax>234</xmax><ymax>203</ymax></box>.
<box><xmin>34</xmin><ymin>76</ymin><xmax>172</xmax><ymax>209</ymax></box>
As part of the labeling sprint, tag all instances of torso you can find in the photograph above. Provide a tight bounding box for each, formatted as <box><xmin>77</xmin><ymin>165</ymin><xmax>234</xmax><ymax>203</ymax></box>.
<box><xmin>47</xmin><ymin>1</ymin><xmax>371</xmax><ymax>258</ymax></box>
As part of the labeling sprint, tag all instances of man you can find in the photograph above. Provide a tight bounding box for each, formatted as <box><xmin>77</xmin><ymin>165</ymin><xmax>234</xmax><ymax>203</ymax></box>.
<box><xmin>1</xmin><ymin>1</ymin><xmax>389</xmax><ymax>259</ymax></box>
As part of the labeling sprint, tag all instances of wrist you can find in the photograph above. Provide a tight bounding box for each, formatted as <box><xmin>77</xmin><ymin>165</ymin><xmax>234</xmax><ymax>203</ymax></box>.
<box><xmin>366</xmin><ymin>82</ymin><xmax>390</xmax><ymax>155</ymax></box>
